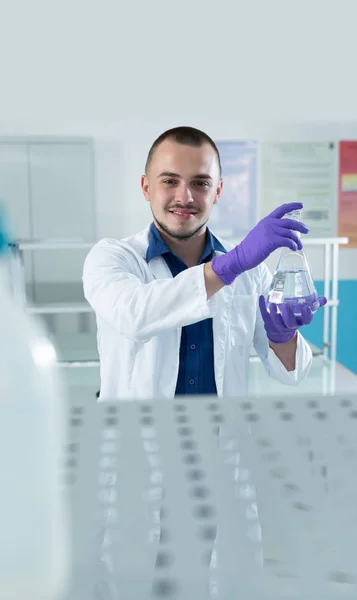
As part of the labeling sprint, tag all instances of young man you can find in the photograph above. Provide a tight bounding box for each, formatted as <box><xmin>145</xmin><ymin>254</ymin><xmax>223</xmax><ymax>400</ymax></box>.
<box><xmin>83</xmin><ymin>126</ymin><xmax>326</xmax><ymax>400</ymax></box>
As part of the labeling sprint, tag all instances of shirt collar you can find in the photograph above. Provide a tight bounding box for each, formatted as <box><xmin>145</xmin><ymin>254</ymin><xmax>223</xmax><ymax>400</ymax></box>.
<box><xmin>146</xmin><ymin>222</ymin><xmax>227</xmax><ymax>263</ymax></box>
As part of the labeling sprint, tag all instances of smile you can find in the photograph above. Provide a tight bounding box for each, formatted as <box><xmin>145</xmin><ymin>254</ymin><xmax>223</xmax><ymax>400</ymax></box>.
<box><xmin>169</xmin><ymin>210</ymin><xmax>197</xmax><ymax>221</ymax></box>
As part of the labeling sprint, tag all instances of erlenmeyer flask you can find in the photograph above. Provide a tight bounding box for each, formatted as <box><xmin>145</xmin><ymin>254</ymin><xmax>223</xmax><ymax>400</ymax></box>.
<box><xmin>267</xmin><ymin>210</ymin><xmax>319</xmax><ymax>319</ymax></box>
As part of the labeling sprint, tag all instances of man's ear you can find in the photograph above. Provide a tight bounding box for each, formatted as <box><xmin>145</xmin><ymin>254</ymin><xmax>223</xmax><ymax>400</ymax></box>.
<box><xmin>141</xmin><ymin>174</ymin><xmax>150</xmax><ymax>201</ymax></box>
<box><xmin>213</xmin><ymin>179</ymin><xmax>223</xmax><ymax>205</ymax></box>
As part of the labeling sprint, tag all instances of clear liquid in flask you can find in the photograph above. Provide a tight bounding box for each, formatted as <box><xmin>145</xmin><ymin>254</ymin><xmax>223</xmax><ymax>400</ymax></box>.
<box><xmin>267</xmin><ymin>265</ymin><xmax>320</xmax><ymax>319</ymax></box>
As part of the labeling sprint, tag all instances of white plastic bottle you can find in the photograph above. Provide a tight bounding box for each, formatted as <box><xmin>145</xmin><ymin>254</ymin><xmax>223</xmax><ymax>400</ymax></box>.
<box><xmin>0</xmin><ymin>228</ymin><xmax>69</xmax><ymax>598</ymax></box>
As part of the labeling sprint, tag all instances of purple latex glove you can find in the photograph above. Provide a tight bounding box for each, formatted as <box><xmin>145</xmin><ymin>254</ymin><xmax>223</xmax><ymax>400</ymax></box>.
<box><xmin>212</xmin><ymin>202</ymin><xmax>308</xmax><ymax>285</ymax></box>
<box><xmin>259</xmin><ymin>295</ymin><xmax>327</xmax><ymax>344</ymax></box>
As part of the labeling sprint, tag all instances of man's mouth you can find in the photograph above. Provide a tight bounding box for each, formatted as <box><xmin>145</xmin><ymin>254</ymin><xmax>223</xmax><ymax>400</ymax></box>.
<box><xmin>168</xmin><ymin>209</ymin><xmax>198</xmax><ymax>221</ymax></box>
<box><xmin>168</xmin><ymin>209</ymin><xmax>198</xmax><ymax>216</ymax></box>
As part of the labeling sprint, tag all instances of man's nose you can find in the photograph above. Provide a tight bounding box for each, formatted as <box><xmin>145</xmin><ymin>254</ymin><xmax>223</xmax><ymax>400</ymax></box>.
<box><xmin>175</xmin><ymin>183</ymin><xmax>194</xmax><ymax>203</ymax></box>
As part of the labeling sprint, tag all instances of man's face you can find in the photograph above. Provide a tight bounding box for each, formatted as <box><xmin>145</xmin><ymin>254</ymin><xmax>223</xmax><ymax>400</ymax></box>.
<box><xmin>141</xmin><ymin>140</ymin><xmax>223</xmax><ymax>240</ymax></box>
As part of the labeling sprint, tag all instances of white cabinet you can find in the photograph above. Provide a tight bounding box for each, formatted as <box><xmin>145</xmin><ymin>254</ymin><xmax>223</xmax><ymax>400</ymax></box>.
<box><xmin>29</xmin><ymin>141</ymin><xmax>95</xmax><ymax>283</ymax></box>
<box><xmin>0</xmin><ymin>138</ymin><xmax>95</xmax><ymax>284</ymax></box>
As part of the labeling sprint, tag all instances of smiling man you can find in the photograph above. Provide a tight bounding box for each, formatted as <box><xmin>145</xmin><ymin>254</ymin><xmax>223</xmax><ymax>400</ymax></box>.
<box><xmin>83</xmin><ymin>126</ymin><xmax>326</xmax><ymax>400</ymax></box>
<box><xmin>141</xmin><ymin>134</ymin><xmax>222</xmax><ymax>269</ymax></box>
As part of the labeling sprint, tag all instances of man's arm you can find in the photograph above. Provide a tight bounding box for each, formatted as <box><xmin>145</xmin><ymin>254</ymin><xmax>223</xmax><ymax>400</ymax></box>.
<box><xmin>206</xmin><ymin>258</ymin><xmax>299</xmax><ymax>372</ymax></box>
<box><xmin>269</xmin><ymin>335</ymin><xmax>297</xmax><ymax>372</ymax></box>
<box><xmin>83</xmin><ymin>239</ymin><xmax>221</xmax><ymax>342</ymax></box>
<box><xmin>204</xmin><ymin>262</ymin><xmax>225</xmax><ymax>298</ymax></box>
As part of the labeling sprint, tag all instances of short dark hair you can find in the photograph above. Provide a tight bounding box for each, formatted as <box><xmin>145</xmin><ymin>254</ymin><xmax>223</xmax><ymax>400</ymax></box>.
<box><xmin>145</xmin><ymin>125</ymin><xmax>222</xmax><ymax>176</ymax></box>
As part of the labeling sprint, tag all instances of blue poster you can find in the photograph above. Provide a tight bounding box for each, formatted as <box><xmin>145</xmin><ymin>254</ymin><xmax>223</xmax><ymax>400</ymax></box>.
<box><xmin>210</xmin><ymin>140</ymin><xmax>257</xmax><ymax>241</ymax></box>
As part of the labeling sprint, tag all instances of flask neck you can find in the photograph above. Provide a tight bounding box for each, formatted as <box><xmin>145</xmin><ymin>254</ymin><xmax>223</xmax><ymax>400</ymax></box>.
<box><xmin>283</xmin><ymin>209</ymin><xmax>302</xmax><ymax>239</ymax></box>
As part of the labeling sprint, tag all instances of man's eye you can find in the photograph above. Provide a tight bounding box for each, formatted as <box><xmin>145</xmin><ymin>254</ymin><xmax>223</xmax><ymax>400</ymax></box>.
<box><xmin>163</xmin><ymin>179</ymin><xmax>177</xmax><ymax>185</ymax></box>
<box><xmin>194</xmin><ymin>181</ymin><xmax>210</xmax><ymax>187</ymax></box>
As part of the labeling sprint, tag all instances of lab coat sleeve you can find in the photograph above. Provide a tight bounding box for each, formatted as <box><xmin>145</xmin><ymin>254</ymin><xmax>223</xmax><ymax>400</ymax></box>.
<box><xmin>253</xmin><ymin>262</ymin><xmax>313</xmax><ymax>385</ymax></box>
<box><xmin>82</xmin><ymin>239</ymin><xmax>218</xmax><ymax>342</ymax></box>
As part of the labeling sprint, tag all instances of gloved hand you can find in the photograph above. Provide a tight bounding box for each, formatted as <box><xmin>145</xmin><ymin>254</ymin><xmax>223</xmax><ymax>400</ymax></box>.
<box><xmin>259</xmin><ymin>295</ymin><xmax>327</xmax><ymax>344</ymax></box>
<box><xmin>212</xmin><ymin>202</ymin><xmax>308</xmax><ymax>285</ymax></box>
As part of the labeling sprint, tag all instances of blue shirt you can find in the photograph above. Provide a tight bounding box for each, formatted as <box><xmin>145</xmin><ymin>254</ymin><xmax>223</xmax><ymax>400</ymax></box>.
<box><xmin>146</xmin><ymin>223</ymin><xmax>227</xmax><ymax>396</ymax></box>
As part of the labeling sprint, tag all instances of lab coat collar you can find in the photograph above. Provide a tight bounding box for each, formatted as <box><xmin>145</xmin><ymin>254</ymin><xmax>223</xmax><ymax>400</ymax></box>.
<box><xmin>145</xmin><ymin>222</ymin><xmax>227</xmax><ymax>263</ymax></box>
<box><xmin>123</xmin><ymin>224</ymin><xmax>231</xmax><ymax>282</ymax></box>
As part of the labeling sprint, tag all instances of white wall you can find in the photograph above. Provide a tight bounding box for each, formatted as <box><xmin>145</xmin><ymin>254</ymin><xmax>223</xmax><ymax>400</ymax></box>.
<box><xmin>0</xmin><ymin>1</ymin><xmax>356</xmax><ymax>128</ymax></box>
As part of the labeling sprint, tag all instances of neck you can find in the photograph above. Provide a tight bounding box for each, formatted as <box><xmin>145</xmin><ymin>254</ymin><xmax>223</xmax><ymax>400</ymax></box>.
<box><xmin>159</xmin><ymin>227</ymin><xmax>207</xmax><ymax>268</ymax></box>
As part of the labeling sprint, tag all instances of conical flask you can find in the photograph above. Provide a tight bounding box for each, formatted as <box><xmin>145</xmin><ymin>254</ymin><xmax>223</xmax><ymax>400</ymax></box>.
<box><xmin>267</xmin><ymin>210</ymin><xmax>319</xmax><ymax>319</ymax></box>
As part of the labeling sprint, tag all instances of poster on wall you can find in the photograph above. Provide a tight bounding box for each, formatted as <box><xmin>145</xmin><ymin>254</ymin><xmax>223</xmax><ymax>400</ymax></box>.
<box><xmin>260</xmin><ymin>142</ymin><xmax>337</xmax><ymax>237</ymax></box>
<box><xmin>209</xmin><ymin>140</ymin><xmax>257</xmax><ymax>240</ymax></box>
<box><xmin>338</xmin><ymin>141</ymin><xmax>357</xmax><ymax>247</ymax></box>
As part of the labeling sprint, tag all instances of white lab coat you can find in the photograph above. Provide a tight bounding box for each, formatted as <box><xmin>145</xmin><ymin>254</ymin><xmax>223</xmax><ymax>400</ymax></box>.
<box><xmin>82</xmin><ymin>225</ymin><xmax>312</xmax><ymax>400</ymax></box>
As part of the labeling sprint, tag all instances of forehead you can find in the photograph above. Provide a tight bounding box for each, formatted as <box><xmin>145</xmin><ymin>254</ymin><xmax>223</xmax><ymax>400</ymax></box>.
<box><xmin>149</xmin><ymin>139</ymin><xmax>219</xmax><ymax>177</ymax></box>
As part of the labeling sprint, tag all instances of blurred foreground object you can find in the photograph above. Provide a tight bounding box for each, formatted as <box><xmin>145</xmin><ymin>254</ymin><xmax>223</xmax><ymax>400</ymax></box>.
<box><xmin>0</xmin><ymin>210</ymin><xmax>70</xmax><ymax>599</ymax></box>
<box><xmin>65</xmin><ymin>393</ymin><xmax>357</xmax><ymax>599</ymax></box>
